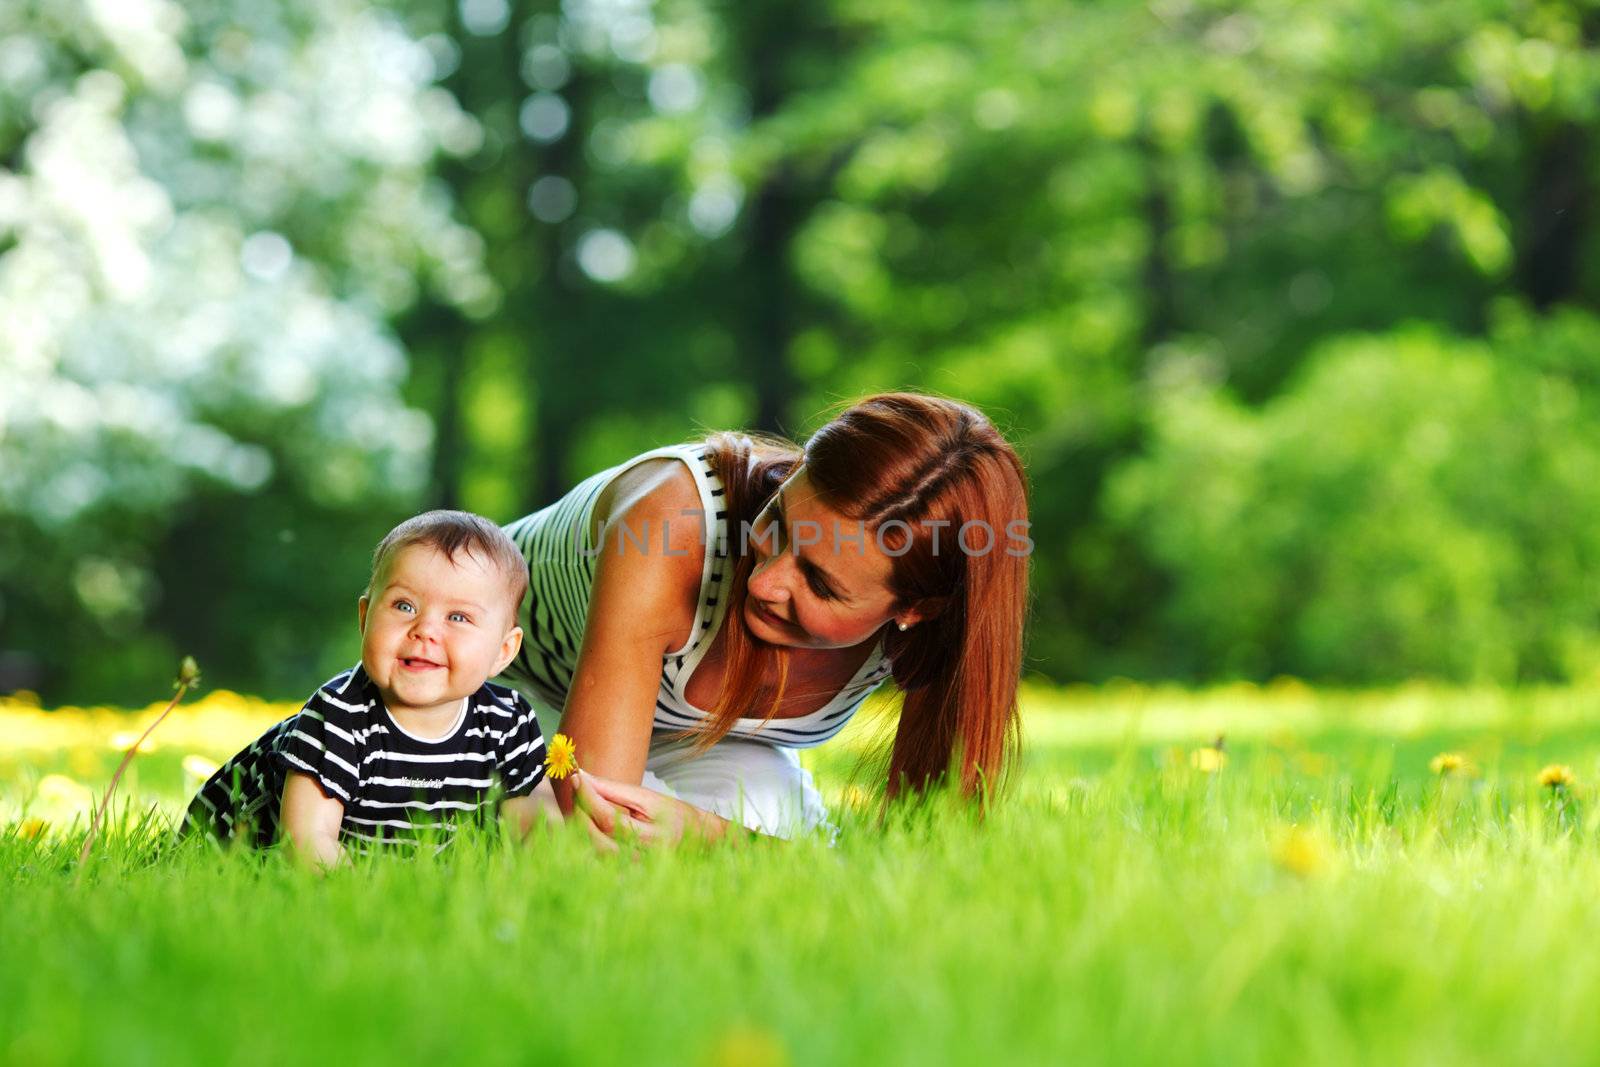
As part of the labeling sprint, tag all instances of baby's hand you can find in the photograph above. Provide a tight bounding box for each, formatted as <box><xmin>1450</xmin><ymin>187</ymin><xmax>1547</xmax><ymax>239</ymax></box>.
<box><xmin>502</xmin><ymin>779</ymin><xmax>560</xmax><ymax>840</ymax></box>
<box><xmin>279</xmin><ymin>771</ymin><xmax>346</xmax><ymax>872</ymax></box>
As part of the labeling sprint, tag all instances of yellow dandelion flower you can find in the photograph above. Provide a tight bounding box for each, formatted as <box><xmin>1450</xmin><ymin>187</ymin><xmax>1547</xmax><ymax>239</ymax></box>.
<box><xmin>35</xmin><ymin>774</ymin><xmax>93</xmax><ymax>806</ymax></box>
<box><xmin>545</xmin><ymin>733</ymin><xmax>579</xmax><ymax>780</ymax></box>
<box><xmin>1271</xmin><ymin>825</ymin><xmax>1330</xmax><ymax>879</ymax></box>
<box><xmin>18</xmin><ymin>818</ymin><xmax>48</xmax><ymax>840</ymax></box>
<box><xmin>1189</xmin><ymin>747</ymin><xmax>1226</xmax><ymax>773</ymax></box>
<box><xmin>1293</xmin><ymin>751</ymin><xmax>1334</xmax><ymax>777</ymax></box>
<box><xmin>1430</xmin><ymin>752</ymin><xmax>1468</xmax><ymax>776</ymax></box>
<box><xmin>706</xmin><ymin>1025</ymin><xmax>789</xmax><ymax>1067</ymax></box>
<box><xmin>839</xmin><ymin>784</ymin><xmax>873</xmax><ymax>810</ymax></box>
<box><xmin>1538</xmin><ymin>764</ymin><xmax>1575</xmax><ymax>789</ymax></box>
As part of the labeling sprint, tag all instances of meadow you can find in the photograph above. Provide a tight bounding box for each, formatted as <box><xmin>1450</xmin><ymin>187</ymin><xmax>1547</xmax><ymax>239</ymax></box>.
<box><xmin>6</xmin><ymin>681</ymin><xmax>1600</xmax><ymax>1065</ymax></box>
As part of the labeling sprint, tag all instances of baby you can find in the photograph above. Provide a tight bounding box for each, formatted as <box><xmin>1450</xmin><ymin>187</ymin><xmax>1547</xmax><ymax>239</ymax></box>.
<box><xmin>182</xmin><ymin>509</ymin><xmax>554</xmax><ymax>866</ymax></box>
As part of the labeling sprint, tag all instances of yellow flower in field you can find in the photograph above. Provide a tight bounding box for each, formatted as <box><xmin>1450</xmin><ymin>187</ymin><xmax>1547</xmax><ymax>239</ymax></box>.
<box><xmin>545</xmin><ymin>733</ymin><xmax>579</xmax><ymax>780</ymax></box>
<box><xmin>1271</xmin><ymin>825</ymin><xmax>1330</xmax><ymax>879</ymax></box>
<box><xmin>838</xmin><ymin>784</ymin><xmax>873</xmax><ymax>810</ymax></box>
<box><xmin>1430</xmin><ymin>752</ymin><xmax>1470</xmax><ymax>777</ymax></box>
<box><xmin>1293</xmin><ymin>751</ymin><xmax>1334</xmax><ymax>777</ymax></box>
<box><xmin>706</xmin><ymin>1025</ymin><xmax>789</xmax><ymax>1067</ymax></box>
<box><xmin>35</xmin><ymin>774</ymin><xmax>93</xmax><ymax>807</ymax></box>
<box><xmin>1538</xmin><ymin>764</ymin><xmax>1575</xmax><ymax>790</ymax></box>
<box><xmin>18</xmin><ymin>818</ymin><xmax>47</xmax><ymax>840</ymax></box>
<box><xmin>1189</xmin><ymin>747</ymin><xmax>1226</xmax><ymax>773</ymax></box>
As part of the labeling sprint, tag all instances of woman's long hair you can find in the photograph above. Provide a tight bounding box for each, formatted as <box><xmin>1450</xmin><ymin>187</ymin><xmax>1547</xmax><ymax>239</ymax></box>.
<box><xmin>699</xmin><ymin>392</ymin><xmax>1031</xmax><ymax>802</ymax></box>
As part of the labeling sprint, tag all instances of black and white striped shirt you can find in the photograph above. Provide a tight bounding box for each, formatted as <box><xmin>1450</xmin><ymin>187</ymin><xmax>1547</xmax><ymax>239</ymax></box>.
<box><xmin>182</xmin><ymin>664</ymin><xmax>547</xmax><ymax>854</ymax></box>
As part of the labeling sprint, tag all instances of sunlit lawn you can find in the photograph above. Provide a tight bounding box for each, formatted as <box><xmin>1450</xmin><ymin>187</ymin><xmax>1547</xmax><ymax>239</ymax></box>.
<box><xmin>6</xmin><ymin>681</ymin><xmax>1600</xmax><ymax>1065</ymax></box>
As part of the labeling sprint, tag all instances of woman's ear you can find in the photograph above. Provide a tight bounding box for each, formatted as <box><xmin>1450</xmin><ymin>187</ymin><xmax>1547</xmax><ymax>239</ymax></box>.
<box><xmin>892</xmin><ymin>607</ymin><xmax>930</xmax><ymax>631</ymax></box>
<box><xmin>893</xmin><ymin>594</ymin><xmax>950</xmax><ymax>631</ymax></box>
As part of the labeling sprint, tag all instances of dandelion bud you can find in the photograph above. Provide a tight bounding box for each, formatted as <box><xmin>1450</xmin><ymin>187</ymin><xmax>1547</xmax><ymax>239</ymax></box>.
<box><xmin>175</xmin><ymin>656</ymin><xmax>202</xmax><ymax>690</ymax></box>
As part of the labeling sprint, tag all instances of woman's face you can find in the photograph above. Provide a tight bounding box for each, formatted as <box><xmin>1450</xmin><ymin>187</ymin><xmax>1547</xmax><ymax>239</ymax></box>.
<box><xmin>742</xmin><ymin>467</ymin><xmax>915</xmax><ymax>650</ymax></box>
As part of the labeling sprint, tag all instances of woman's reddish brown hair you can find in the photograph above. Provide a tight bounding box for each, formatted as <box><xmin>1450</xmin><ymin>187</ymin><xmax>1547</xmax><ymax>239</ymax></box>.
<box><xmin>698</xmin><ymin>392</ymin><xmax>1031</xmax><ymax>802</ymax></box>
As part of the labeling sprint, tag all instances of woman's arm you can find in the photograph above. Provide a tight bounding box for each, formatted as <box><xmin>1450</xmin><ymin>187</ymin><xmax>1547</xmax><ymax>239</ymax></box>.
<box><xmin>555</xmin><ymin>459</ymin><xmax>783</xmax><ymax>849</ymax></box>
<box><xmin>279</xmin><ymin>771</ymin><xmax>346</xmax><ymax>871</ymax></box>
<box><xmin>553</xmin><ymin>463</ymin><xmax>707</xmax><ymax>815</ymax></box>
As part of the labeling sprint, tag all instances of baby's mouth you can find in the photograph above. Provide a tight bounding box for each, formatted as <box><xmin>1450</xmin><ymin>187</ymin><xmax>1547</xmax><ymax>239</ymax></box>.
<box><xmin>400</xmin><ymin>656</ymin><xmax>444</xmax><ymax>671</ymax></box>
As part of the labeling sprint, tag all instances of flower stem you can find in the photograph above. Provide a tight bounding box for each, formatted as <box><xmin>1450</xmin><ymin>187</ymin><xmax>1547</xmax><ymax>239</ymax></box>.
<box><xmin>75</xmin><ymin>678</ymin><xmax>195</xmax><ymax>878</ymax></box>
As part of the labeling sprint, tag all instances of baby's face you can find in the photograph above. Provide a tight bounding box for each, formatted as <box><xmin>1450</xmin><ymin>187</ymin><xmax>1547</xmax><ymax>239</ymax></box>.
<box><xmin>358</xmin><ymin>544</ymin><xmax>522</xmax><ymax>720</ymax></box>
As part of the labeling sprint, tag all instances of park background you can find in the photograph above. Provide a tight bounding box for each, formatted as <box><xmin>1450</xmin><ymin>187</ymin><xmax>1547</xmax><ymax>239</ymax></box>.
<box><xmin>7</xmin><ymin>0</ymin><xmax>1600</xmax><ymax>705</ymax></box>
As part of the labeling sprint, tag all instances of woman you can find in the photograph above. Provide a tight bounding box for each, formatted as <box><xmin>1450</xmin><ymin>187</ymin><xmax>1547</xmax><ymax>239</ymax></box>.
<box><xmin>497</xmin><ymin>392</ymin><xmax>1030</xmax><ymax>844</ymax></box>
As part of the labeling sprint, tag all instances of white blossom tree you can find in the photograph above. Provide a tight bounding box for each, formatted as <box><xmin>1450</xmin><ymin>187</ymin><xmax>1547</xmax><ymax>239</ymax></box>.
<box><xmin>0</xmin><ymin>0</ymin><xmax>491</xmax><ymax>697</ymax></box>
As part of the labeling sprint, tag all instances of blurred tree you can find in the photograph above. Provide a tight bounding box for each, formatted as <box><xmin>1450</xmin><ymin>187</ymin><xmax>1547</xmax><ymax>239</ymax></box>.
<box><xmin>8</xmin><ymin>0</ymin><xmax>1600</xmax><ymax>697</ymax></box>
<box><xmin>1109</xmin><ymin>307</ymin><xmax>1600</xmax><ymax>683</ymax></box>
<box><xmin>402</xmin><ymin>0</ymin><xmax>761</xmax><ymax>514</ymax></box>
<box><xmin>0</xmin><ymin>0</ymin><xmax>490</xmax><ymax>699</ymax></box>
<box><xmin>640</xmin><ymin>0</ymin><xmax>1600</xmax><ymax>682</ymax></box>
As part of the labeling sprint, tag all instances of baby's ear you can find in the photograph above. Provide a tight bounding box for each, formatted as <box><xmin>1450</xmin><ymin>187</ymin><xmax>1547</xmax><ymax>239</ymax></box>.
<box><xmin>496</xmin><ymin>625</ymin><xmax>523</xmax><ymax>674</ymax></box>
<box><xmin>357</xmin><ymin>595</ymin><xmax>369</xmax><ymax>634</ymax></box>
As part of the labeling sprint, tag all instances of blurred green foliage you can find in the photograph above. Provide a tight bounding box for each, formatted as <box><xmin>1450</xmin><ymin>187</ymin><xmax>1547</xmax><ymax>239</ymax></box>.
<box><xmin>1111</xmin><ymin>307</ymin><xmax>1600</xmax><ymax>683</ymax></box>
<box><xmin>2</xmin><ymin>0</ymin><xmax>1599</xmax><ymax>699</ymax></box>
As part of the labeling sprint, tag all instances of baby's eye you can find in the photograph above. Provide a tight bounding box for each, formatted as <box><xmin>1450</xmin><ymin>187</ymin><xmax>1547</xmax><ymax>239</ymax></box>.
<box><xmin>393</xmin><ymin>599</ymin><xmax>415</xmax><ymax>613</ymax></box>
<box><xmin>449</xmin><ymin>611</ymin><xmax>471</xmax><ymax>623</ymax></box>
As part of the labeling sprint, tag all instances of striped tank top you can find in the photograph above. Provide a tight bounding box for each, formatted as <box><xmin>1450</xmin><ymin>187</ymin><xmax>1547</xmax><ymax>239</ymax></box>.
<box><xmin>497</xmin><ymin>442</ymin><xmax>895</xmax><ymax>749</ymax></box>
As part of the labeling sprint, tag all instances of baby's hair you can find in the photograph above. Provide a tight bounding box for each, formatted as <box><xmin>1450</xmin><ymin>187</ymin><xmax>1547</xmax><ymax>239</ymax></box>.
<box><xmin>368</xmin><ymin>510</ymin><xmax>528</xmax><ymax>624</ymax></box>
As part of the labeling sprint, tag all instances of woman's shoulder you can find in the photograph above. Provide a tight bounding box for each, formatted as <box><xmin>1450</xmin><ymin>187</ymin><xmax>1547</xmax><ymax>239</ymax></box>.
<box><xmin>589</xmin><ymin>455</ymin><xmax>708</xmax><ymax>647</ymax></box>
<box><xmin>599</xmin><ymin>454</ymin><xmax>701</xmax><ymax>517</ymax></box>
<box><xmin>594</xmin><ymin>453</ymin><xmax>714</xmax><ymax>559</ymax></box>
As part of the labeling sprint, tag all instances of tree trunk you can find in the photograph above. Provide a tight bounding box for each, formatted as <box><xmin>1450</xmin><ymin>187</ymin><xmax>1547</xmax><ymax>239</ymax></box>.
<box><xmin>1515</xmin><ymin>119</ymin><xmax>1591</xmax><ymax>311</ymax></box>
<box><xmin>745</xmin><ymin>171</ymin><xmax>799</xmax><ymax>437</ymax></box>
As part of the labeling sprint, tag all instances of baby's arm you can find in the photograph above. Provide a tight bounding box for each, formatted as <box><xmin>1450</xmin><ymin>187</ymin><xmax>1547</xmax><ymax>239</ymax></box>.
<box><xmin>501</xmin><ymin>777</ymin><xmax>560</xmax><ymax>841</ymax></box>
<box><xmin>279</xmin><ymin>771</ymin><xmax>346</xmax><ymax>871</ymax></box>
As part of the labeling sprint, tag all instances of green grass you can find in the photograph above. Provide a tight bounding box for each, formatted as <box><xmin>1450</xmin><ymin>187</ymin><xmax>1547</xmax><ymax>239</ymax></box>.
<box><xmin>6</xmin><ymin>683</ymin><xmax>1600</xmax><ymax>1065</ymax></box>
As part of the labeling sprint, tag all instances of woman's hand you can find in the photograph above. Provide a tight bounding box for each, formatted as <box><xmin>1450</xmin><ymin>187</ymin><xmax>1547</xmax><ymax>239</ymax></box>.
<box><xmin>568</xmin><ymin>772</ymin><xmax>624</xmax><ymax>854</ymax></box>
<box><xmin>579</xmin><ymin>772</ymin><xmax>731</xmax><ymax>847</ymax></box>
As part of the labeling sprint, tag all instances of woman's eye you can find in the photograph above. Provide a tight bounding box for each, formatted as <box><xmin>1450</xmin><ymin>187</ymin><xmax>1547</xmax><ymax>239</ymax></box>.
<box><xmin>755</xmin><ymin>504</ymin><xmax>783</xmax><ymax>553</ymax></box>
<box><xmin>808</xmin><ymin>576</ymin><xmax>834</xmax><ymax>601</ymax></box>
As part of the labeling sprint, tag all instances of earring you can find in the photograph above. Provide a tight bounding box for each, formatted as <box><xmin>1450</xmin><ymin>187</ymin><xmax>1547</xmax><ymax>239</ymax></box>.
<box><xmin>897</xmin><ymin>620</ymin><xmax>910</xmax><ymax>631</ymax></box>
